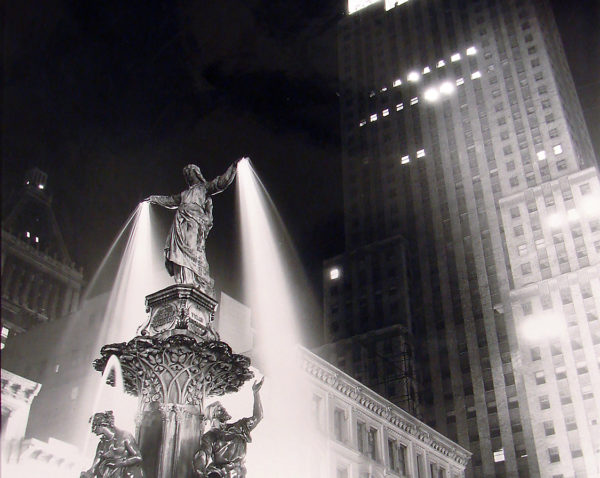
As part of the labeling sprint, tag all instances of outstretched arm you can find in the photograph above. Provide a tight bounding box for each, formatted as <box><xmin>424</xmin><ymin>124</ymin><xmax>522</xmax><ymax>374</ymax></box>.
<box><xmin>206</xmin><ymin>158</ymin><xmax>247</xmax><ymax>195</ymax></box>
<box><xmin>249</xmin><ymin>377</ymin><xmax>264</xmax><ymax>430</ymax></box>
<box><xmin>145</xmin><ymin>193</ymin><xmax>181</xmax><ymax>209</ymax></box>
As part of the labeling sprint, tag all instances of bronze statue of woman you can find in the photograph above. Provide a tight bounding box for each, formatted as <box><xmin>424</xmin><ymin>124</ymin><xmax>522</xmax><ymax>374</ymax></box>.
<box><xmin>146</xmin><ymin>160</ymin><xmax>243</xmax><ymax>295</ymax></box>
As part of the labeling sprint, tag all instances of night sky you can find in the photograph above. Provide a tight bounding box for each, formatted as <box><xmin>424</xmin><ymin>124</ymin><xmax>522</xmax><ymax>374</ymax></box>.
<box><xmin>2</xmin><ymin>0</ymin><xmax>599</xmax><ymax>334</ymax></box>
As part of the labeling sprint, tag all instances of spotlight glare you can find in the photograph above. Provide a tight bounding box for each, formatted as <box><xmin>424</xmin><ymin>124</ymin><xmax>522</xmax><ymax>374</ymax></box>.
<box><xmin>407</xmin><ymin>71</ymin><xmax>420</xmax><ymax>82</ymax></box>
<box><xmin>548</xmin><ymin>213</ymin><xmax>562</xmax><ymax>229</ymax></box>
<box><xmin>439</xmin><ymin>81</ymin><xmax>455</xmax><ymax>95</ymax></box>
<box><xmin>521</xmin><ymin>314</ymin><xmax>565</xmax><ymax>341</ymax></box>
<box><xmin>582</xmin><ymin>196</ymin><xmax>600</xmax><ymax>216</ymax></box>
<box><xmin>567</xmin><ymin>208</ymin><xmax>580</xmax><ymax>222</ymax></box>
<box><xmin>424</xmin><ymin>87</ymin><xmax>440</xmax><ymax>102</ymax></box>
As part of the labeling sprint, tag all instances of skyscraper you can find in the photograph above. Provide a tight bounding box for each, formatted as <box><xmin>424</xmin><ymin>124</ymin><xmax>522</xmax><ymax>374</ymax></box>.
<box><xmin>323</xmin><ymin>0</ymin><xmax>600</xmax><ymax>476</ymax></box>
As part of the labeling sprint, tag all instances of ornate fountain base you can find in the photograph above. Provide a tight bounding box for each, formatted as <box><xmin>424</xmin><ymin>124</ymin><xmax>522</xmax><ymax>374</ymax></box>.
<box><xmin>93</xmin><ymin>284</ymin><xmax>253</xmax><ymax>478</ymax></box>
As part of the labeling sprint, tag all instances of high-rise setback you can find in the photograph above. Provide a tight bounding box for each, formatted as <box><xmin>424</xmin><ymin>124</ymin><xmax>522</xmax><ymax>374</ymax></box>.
<box><xmin>323</xmin><ymin>0</ymin><xmax>600</xmax><ymax>476</ymax></box>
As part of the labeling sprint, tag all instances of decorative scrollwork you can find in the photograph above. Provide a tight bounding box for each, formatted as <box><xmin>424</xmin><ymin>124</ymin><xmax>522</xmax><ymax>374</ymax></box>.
<box><xmin>94</xmin><ymin>335</ymin><xmax>253</xmax><ymax>406</ymax></box>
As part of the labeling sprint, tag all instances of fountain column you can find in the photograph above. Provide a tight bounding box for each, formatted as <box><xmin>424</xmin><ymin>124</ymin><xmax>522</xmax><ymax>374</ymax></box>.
<box><xmin>93</xmin><ymin>284</ymin><xmax>253</xmax><ymax>478</ymax></box>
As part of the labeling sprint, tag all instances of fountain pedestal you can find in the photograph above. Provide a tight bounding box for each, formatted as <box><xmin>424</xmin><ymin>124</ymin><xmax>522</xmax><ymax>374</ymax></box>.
<box><xmin>93</xmin><ymin>284</ymin><xmax>253</xmax><ymax>478</ymax></box>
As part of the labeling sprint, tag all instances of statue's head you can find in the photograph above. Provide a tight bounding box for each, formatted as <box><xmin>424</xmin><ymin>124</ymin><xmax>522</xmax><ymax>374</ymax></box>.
<box><xmin>208</xmin><ymin>402</ymin><xmax>231</xmax><ymax>426</ymax></box>
<box><xmin>90</xmin><ymin>410</ymin><xmax>115</xmax><ymax>436</ymax></box>
<box><xmin>183</xmin><ymin>164</ymin><xmax>206</xmax><ymax>186</ymax></box>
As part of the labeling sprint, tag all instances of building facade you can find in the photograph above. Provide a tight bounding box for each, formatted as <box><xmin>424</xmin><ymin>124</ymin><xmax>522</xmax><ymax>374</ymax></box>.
<box><xmin>302</xmin><ymin>347</ymin><xmax>470</xmax><ymax>478</ymax></box>
<box><xmin>324</xmin><ymin>0</ymin><xmax>600</xmax><ymax>476</ymax></box>
<box><xmin>320</xmin><ymin>236</ymin><xmax>420</xmax><ymax>415</ymax></box>
<box><xmin>1</xmin><ymin>168</ymin><xmax>83</xmax><ymax>347</ymax></box>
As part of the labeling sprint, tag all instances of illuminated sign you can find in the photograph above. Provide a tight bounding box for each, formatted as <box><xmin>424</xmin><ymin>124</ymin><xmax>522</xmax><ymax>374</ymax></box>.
<box><xmin>348</xmin><ymin>0</ymin><xmax>381</xmax><ymax>14</ymax></box>
<box><xmin>348</xmin><ymin>0</ymin><xmax>409</xmax><ymax>14</ymax></box>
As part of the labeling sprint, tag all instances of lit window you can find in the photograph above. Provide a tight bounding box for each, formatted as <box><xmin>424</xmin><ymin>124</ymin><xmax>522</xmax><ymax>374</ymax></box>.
<box><xmin>396</xmin><ymin>103</ymin><xmax>404</xmax><ymax>111</ymax></box>
<box><xmin>466</xmin><ymin>46</ymin><xmax>477</xmax><ymax>56</ymax></box>
<box><xmin>401</xmin><ymin>155</ymin><xmax>410</xmax><ymax>164</ymax></box>
<box><xmin>35</xmin><ymin>236</ymin><xmax>39</xmax><ymax>243</ymax></box>
<box><xmin>553</xmin><ymin>144</ymin><xmax>563</xmax><ymax>155</ymax></box>
<box><xmin>26</xmin><ymin>231</ymin><xmax>31</xmax><ymax>238</ymax></box>
<box><xmin>424</xmin><ymin>87</ymin><xmax>440</xmax><ymax>102</ymax></box>
<box><xmin>410</xmin><ymin>97</ymin><xmax>419</xmax><ymax>105</ymax></box>
<box><xmin>534</xmin><ymin>370</ymin><xmax>546</xmax><ymax>384</ymax></box>
<box><xmin>25</xmin><ymin>180</ymin><xmax>30</xmax><ymax>185</ymax></box>
<box><xmin>407</xmin><ymin>71</ymin><xmax>420</xmax><ymax>82</ymax></box>
<box><xmin>329</xmin><ymin>267</ymin><xmax>340</xmax><ymax>280</ymax></box>
<box><xmin>416</xmin><ymin>149</ymin><xmax>425</xmax><ymax>158</ymax></box>
<box><xmin>370</xmin><ymin>114</ymin><xmax>378</xmax><ymax>122</ymax></box>
<box><xmin>393</xmin><ymin>79</ymin><xmax>402</xmax><ymax>87</ymax></box>
<box><xmin>471</xmin><ymin>71</ymin><xmax>482</xmax><ymax>79</ymax></box>
<box><xmin>359</xmin><ymin>120</ymin><xmax>367</xmax><ymax>127</ymax></box>
<box><xmin>423</xmin><ymin>66</ymin><xmax>431</xmax><ymax>74</ymax></box>
<box><xmin>537</xmin><ymin>150</ymin><xmax>546</xmax><ymax>161</ymax></box>
<box><xmin>451</xmin><ymin>53</ymin><xmax>461</xmax><ymax>62</ymax></box>
<box><xmin>456</xmin><ymin>77</ymin><xmax>465</xmax><ymax>86</ymax></box>
<box><xmin>382</xmin><ymin>109</ymin><xmax>389</xmax><ymax>116</ymax></box>
<box><xmin>555</xmin><ymin>365</ymin><xmax>567</xmax><ymax>379</ymax></box>
<box><xmin>493</xmin><ymin>448</ymin><xmax>505</xmax><ymax>463</ymax></box>
<box><xmin>518</xmin><ymin>244</ymin><xmax>528</xmax><ymax>256</ymax></box>
<box><xmin>436</xmin><ymin>60</ymin><xmax>445</xmax><ymax>68</ymax></box>
<box><xmin>439</xmin><ymin>81</ymin><xmax>454</xmax><ymax>95</ymax></box>
<box><xmin>38</xmin><ymin>184</ymin><xmax>45</xmax><ymax>190</ymax></box>
<box><xmin>381</xmin><ymin>87</ymin><xmax>387</xmax><ymax>92</ymax></box>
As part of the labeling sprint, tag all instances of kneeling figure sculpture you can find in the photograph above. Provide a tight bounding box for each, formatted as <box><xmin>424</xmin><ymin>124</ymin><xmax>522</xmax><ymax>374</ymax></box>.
<box><xmin>81</xmin><ymin>411</ymin><xmax>144</xmax><ymax>478</ymax></box>
<box><xmin>193</xmin><ymin>378</ymin><xmax>264</xmax><ymax>478</ymax></box>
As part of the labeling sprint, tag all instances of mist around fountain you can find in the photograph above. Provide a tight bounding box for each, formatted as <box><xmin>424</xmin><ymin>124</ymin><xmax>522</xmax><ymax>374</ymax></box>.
<box><xmin>236</xmin><ymin>158</ymin><xmax>323</xmax><ymax>478</ymax></box>
<box><xmin>80</xmin><ymin>201</ymin><xmax>172</xmax><ymax>465</ymax></box>
<box><xmin>8</xmin><ymin>160</ymin><xmax>322</xmax><ymax>477</ymax></box>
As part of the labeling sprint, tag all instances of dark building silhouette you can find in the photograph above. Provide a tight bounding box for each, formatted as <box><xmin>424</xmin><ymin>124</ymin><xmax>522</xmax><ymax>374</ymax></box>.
<box><xmin>323</xmin><ymin>1</ymin><xmax>600</xmax><ymax>477</ymax></box>
<box><xmin>1</xmin><ymin>168</ymin><xmax>83</xmax><ymax>348</ymax></box>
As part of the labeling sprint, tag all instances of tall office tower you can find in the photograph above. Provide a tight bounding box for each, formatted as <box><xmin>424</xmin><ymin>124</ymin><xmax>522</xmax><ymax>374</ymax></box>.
<box><xmin>324</xmin><ymin>0</ymin><xmax>600</xmax><ymax>476</ymax></box>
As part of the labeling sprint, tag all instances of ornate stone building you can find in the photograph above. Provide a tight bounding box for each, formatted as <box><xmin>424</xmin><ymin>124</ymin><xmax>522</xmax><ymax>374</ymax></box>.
<box><xmin>302</xmin><ymin>347</ymin><xmax>470</xmax><ymax>478</ymax></box>
<box><xmin>1</xmin><ymin>168</ymin><xmax>83</xmax><ymax>347</ymax></box>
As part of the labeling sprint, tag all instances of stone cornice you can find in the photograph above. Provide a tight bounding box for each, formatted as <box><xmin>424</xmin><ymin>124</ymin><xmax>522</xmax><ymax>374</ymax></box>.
<box><xmin>301</xmin><ymin>348</ymin><xmax>471</xmax><ymax>467</ymax></box>
<box><xmin>1</xmin><ymin>369</ymin><xmax>42</xmax><ymax>405</ymax></box>
<box><xmin>2</xmin><ymin>231</ymin><xmax>83</xmax><ymax>285</ymax></box>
